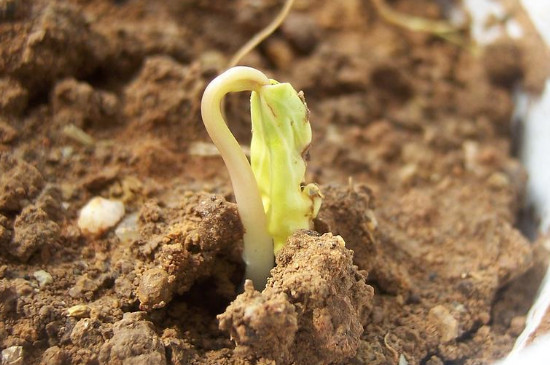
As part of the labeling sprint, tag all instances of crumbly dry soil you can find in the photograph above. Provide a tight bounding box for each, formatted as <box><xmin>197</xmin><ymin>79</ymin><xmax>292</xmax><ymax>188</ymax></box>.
<box><xmin>1</xmin><ymin>0</ymin><xmax>549</xmax><ymax>364</ymax></box>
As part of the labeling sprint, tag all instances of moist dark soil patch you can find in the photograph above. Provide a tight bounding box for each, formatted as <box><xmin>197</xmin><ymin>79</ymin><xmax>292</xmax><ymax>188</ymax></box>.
<box><xmin>0</xmin><ymin>0</ymin><xmax>548</xmax><ymax>364</ymax></box>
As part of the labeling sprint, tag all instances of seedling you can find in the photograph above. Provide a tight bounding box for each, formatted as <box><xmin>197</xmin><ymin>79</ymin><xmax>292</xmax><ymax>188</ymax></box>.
<box><xmin>201</xmin><ymin>66</ymin><xmax>321</xmax><ymax>289</ymax></box>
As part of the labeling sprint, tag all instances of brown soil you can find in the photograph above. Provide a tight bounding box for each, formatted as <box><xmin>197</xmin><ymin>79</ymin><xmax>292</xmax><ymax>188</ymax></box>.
<box><xmin>1</xmin><ymin>0</ymin><xmax>549</xmax><ymax>364</ymax></box>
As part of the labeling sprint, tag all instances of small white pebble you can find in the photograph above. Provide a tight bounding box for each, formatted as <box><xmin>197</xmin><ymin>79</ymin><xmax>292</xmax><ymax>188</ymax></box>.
<box><xmin>1</xmin><ymin>346</ymin><xmax>24</xmax><ymax>365</ymax></box>
<box><xmin>33</xmin><ymin>270</ymin><xmax>53</xmax><ymax>288</ymax></box>
<box><xmin>188</xmin><ymin>141</ymin><xmax>220</xmax><ymax>156</ymax></box>
<box><xmin>61</xmin><ymin>146</ymin><xmax>74</xmax><ymax>159</ymax></box>
<box><xmin>78</xmin><ymin>197</ymin><xmax>125</xmax><ymax>235</ymax></box>
<box><xmin>115</xmin><ymin>213</ymin><xmax>139</xmax><ymax>244</ymax></box>
<box><xmin>428</xmin><ymin>305</ymin><xmax>459</xmax><ymax>343</ymax></box>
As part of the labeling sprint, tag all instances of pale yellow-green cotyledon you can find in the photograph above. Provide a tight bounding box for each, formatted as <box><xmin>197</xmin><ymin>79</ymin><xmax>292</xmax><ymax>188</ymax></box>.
<box><xmin>250</xmin><ymin>80</ymin><xmax>322</xmax><ymax>254</ymax></box>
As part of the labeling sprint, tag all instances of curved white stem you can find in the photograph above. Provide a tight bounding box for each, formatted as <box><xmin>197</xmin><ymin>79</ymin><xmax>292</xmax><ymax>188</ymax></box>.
<box><xmin>201</xmin><ymin>66</ymin><xmax>273</xmax><ymax>289</ymax></box>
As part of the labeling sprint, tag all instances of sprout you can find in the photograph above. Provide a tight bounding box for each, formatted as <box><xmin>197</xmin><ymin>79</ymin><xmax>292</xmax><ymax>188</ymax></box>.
<box><xmin>200</xmin><ymin>66</ymin><xmax>321</xmax><ymax>288</ymax></box>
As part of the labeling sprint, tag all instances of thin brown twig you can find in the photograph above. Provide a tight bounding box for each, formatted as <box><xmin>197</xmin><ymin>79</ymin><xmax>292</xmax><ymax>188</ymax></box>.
<box><xmin>369</xmin><ymin>0</ymin><xmax>470</xmax><ymax>48</ymax></box>
<box><xmin>384</xmin><ymin>332</ymin><xmax>400</xmax><ymax>364</ymax></box>
<box><xmin>370</xmin><ymin>0</ymin><xmax>458</xmax><ymax>34</ymax></box>
<box><xmin>228</xmin><ymin>0</ymin><xmax>295</xmax><ymax>68</ymax></box>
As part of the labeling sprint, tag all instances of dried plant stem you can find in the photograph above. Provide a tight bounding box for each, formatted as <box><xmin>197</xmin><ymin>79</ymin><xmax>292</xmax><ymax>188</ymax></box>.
<box><xmin>228</xmin><ymin>0</ymin><xmax>295</xmax><ymax>68</ymax></box>
<box><xmin>370</xmin><ymin>0</ymin><xmax>462</xmax><ymax>41</ymax></box>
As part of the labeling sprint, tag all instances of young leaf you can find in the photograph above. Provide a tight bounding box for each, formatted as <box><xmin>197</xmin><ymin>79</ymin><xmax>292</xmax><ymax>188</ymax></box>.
<box><xmin>250</xmin><ymin>81</ymin><xmax>322</xmax><ymax>253</ymax></box>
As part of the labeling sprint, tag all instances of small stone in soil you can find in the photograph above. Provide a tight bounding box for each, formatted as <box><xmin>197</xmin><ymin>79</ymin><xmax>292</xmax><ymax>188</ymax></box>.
<box><xmin>11</xmin><ymin>206</ymin><xmax>60</xmax><ymax>262</ymax></box>
<box><xmin>98</xmin><ymin>312</ymin><xmax>166</xmax><ymax>365</ymax></box>
<box><xmin>428</xmin><ymin>305</ymin><xmax>459</xmax><ymax>343</ymax></box>
<box><xmin>67</xmin><ymin>304</ymin><xmax>91</xmax><ymax>319</ymax></box>
<box><xmin>1</xmin><ymin>345</ymin><xmax>24</xmax><ymax>365</ymax></box>
<box><xmin>77</xmin><ymin>197</ymin><xmax>125</xmax><ymax>236</ymax></box>
<box><xmin>0</xmin><ymin>155</ymin><xmax>44</xmax><ymax>214</ymax></box>
<box><xmin>33</xmin><ymin>270</ymin><xmax>53</xmax><ymax>288</ymax></box>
